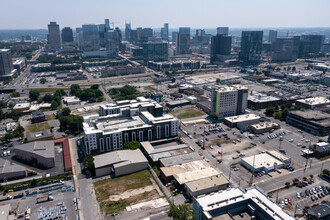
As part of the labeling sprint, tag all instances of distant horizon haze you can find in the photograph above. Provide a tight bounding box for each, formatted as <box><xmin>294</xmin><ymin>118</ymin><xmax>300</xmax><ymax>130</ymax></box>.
<box><xmin>0</xmin><ymin>0</ymin><xmax>329</xmax><ymax>29</ymax></box>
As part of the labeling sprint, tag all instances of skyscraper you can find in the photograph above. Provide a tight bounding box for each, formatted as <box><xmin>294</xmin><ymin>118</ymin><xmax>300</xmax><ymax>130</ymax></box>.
<box><xmin>76</xmin><ymin>28</ymin><xmax>84</xmax><ymax>50</ymax></box>
<box><xmin>140</xmin><ymin>28</ymin><xmax>153</xmax><ymax>40</ymax></box>
<box><xmin>105</xmin><ymin>19</ymin><xmax>110</xmax><ymax>31</ymax></box>
<box><xmin>161</xmin><ymin>23</ymin><xmax>169</xmax><ymax>41</ymax></box>
<box><xmin>298</xmin><ymin>35</ymin><xmax>323</xmax><ymax>58</ymax></box>
<box><xmin>176</xmin><ymin>27</ymin><xmax>191</xmax><ymax>55</ymax></box>
<box><xmin>104</xmin><ymin>30</ymin><xmax>120</xmax><ymax>58</ymax></box>
<box><xmin>125</xmin><ymin>22</ymin><xmax>131</xmax><ymax>42</ymax></box>
<box><xmin>0</xmin><ymin>49</ymin><xmax>14</xmax><ymax>78</ymax></box>
<box><xmin>47</xmin><ymin>22</ymin><xmax>61</xmax><ymax>49</ymax></box>
<box><xmin>61</xmin><ymin>27</ymin><xmax>73</xmax><ymax>43</ymax></box>
<box><xmin>98</xmin><ymin>24</ymin><xmax>106</xmax><ymax>47</ymax></box>
<box><xmin>210</xmin><ymin>34</ymin><xmax>232</xmax><ymax>63</ymax></box>
<box><xmin>269</xmin><ymin>30</ymin><xmax>278</xmax><ymax>43</ymax></box>
<box><xmin>82</xmin><ymin>24</ymin><xmax>100</xmax><ymax>51</ymax></box>
<box><xmin>114</xmin><ymin>27</ymin><xmax>122</xmax><ymax>51</ymax></box>
<box><xmin>271</xmin><ymin>37</ymin><xmax>299</xmax><ymax>62</ymax></box>
<box><xmin>217</xmin><ymin>27</ymin><xmax>229</xmax><ymax>35</ymax></box>
<box><xmin>172</xmin><ymin>32</ymin><xmax>178</xmax><ymax>43</ymax></box>
<box><xmin>143</xmin><ymin>41</ymin><xmax>168</xmax><ymax>64</ymax></box>
<box><xmin>239</xmin><ymin>31</ymin><xmax>263</xmax><ymax>64</ymax></box>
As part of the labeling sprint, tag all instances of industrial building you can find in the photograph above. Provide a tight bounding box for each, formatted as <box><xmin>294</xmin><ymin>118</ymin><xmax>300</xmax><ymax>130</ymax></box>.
<box><xmin>14</xmin><ymin>141</ymin><xmax>55</xmax><ymax>169</ymax></box>
<box><xmin>26</xmin><ymin>129</ymin><xmax>53</xmax><ymax>142</ymax></box>
<box><xmin>159</xmin><ymin>152</ymin><xmax>202</xmax><ymax>167</ymax></box>
<box><xmin>249</xmin><ymin>122</ymin><xmax>280</xmax><ymax>134</ymax></box>
<box><xmin>140</xmin><ymin>141</ymin><xmax>194</xmax><ymax>164</ymax></box>
<box><xmin>93</xmin><ymin>149</ymin><xmax>148</xmax><ymax>177</ymax></box>
<box><xmin>83</xmin><ymin>97</ymin><xmax>179</xmax><ymax>155</ymax></box>
<box><xmin>224</xmin><ymin>114</ymin><xmax>261</xmax><ymax>131</ymax></box>
<box><xmin>193</xmin><ymin>186</ymin><xmax>295</xmax><ymax>220</ymax></box>
<box><xmin>295</xmin><ymin>97</ymin><xmax>330</xmax><ymax>109</ymax></box>
<box><xmin>286</xmin><ymin>110</ymin><xmax>330</xmax><ymax>136</ymax></box>
<box><xmin>247</xmin><ymin>91</ymin><xmax>282</xmax><ymax>110</ymax></box>
<box><xmin>184</xmin><ymin>174</ymin><xmax>229</xmax><ymax>199</ymax></box>
<box><xmin>160</xmin><ymin>160</ymin><xmax>219</xmax><ymax>184</ymax></box>
<box><xmin>0</xmin><ymin>158</ymin><xmax>27</xmax><ymax>182</ymax></box>
<box><xmin>241</xmin><ymin>151</ymin><xmax>291</xmax><ymax>173</ymax></box>
<box><xmin>211</xmin><ymin>86</ymin><xmax>248</xmax><ymax>120</ymax></box>
<box><xmin>307</xmin><ymin>202</ymin><xmax>330</xmax><ymax>220</ymax></box>
<box><xmin>311</xmin><ymin>142</ymin><xmax>330</xmax><ymax>158</ymax></box>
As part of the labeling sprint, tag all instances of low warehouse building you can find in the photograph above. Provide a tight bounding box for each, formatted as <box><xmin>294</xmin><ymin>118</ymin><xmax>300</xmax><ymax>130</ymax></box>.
<box><xmin>184</xmin><ymin>174</ymin><xmax>229</xmax><ymax>199</ymax></box>
<box><xmin>224</xmin><ymin>114</ymin><xmax>261</xmax><ymax>131</ymax></box>
<box><xmin>249</xmin><ymin>122</ymin><xmax>280</xmax><ymax>134</ymax></box>
<box><xmin>14</xmin><ymin>141</ymin><xmax>55</xmax><ymax>169</ymax></box>
<box><xmin>241</xmin><ymin>151</ymin><xmax>291</xmax><ymax>173</ymax></box>
<box><xmin>26</xmin><ymin>129</ymin><xmax>53</xmax><ymax>142</ymax></box>
<box><xmin>0</xmin><ymin>158</ymin><xmax>27</xmax><ymax>182</ymax></box>
<box><xmin>94</xmin><ymin>149</ymin><xmax>148</xmax><ymax>177</ymax></box>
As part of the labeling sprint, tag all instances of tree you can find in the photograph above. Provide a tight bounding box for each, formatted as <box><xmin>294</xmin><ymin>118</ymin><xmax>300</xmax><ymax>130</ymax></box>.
<box><xmin>124</xmin><ymin>141</ymin><xmax>140</xmax><ymax>150</ymax></box>
<box><xmin>83</xmin><ymin>155</ymin><xmax>95</xmax><ymax>176</ymax></box>
<box><xmin>274</xmin><ymin>112</ymin><xmax>281</xmax><ymax>119</ymax></box>
<box><xmin>11</xmin><ymin>109</ymin><xmax>22</xmax><ymax>121</ymax></box>
<box><xmin>171</xmin><ymin>77</ymin><xmax>176</xmax><ymax>83</ymax></box>
<box><xmin>43</xmin><ymin>94</ymin><xmax>53</xmax><ymax>103</ymax></box>
<box><xmin>40</xmin><ymin>78</ymin><xmax>46</xmax><ymax>84</ymax></box>
<box><xmin>59</xmin><ymin>115</ymin><xmax>84</xmax><ymax>134</ymax></box>
<box><xmin>292</xmin><ymin>66</ymin><xmax>296</xmax><ymax>71</ymax></box>
<box><xmin>168</xmin><ymin>204</ymin><xmax>193</xmax><ymax>220</ymax></box>
<box><xmin>29</xmin><ymin>90</ymin><xmax>40</xmax><ymax>101</ymax></box>
<box><xmin>281</xmin><ymin>109</ymin><xmax>289</xmax><ymax>120</ymax></box>
<box><xmin>216</xmin><ymin>78</ymin><xmax>220</xmax><ymax>84</ymax></box>
<box><xmin>165</xmin><ymin>70</ymin><xmax>170</xmax><ymax>75</ymax></box>
<box><xmin>265</xmin><ymin>106</ymin><xmax>275</xmax><ymax>116</ymax></box>
<box><xmin>276</xmin><ymin>67</ymin><xmax>281</xmax><ymax>71</ymax></box>
<box><xmin>30</xmin><ymin>179</ymin><xmax>37</xmax><ymax>187</ymax></box>
<box><xmin>62</xmin><ymin>107</ymin><xmax>71</xmax><ymax>117</ymax></box>
<box><xmin>70</xmin><ymin>84</ymin><xmax>81</xmax><ymax>96</ymax></box>
<box><xmin>310</xmin><ymin>174</ymin><xmax>314</xmax><ymax>179</ymax></box>
<box><xmin>303</xmin><ymin>177</ymin><xmax>307</xmax><ymax>181</ymax></box>
<box><xmin>322</xmin><ymin>169</ymin><xmax>329</xmax><ymax>176</ymax></box>
<box><xmin>293</xmin><ymin>178</ymin><xmax>299</xmax><ymax>185</ymax></box>
<box><xmin>91</xmin><ymin>84</ymin><xmax>99</xmax><ymax>90</ymax></box>
<box><xmin>285</xmin><ymin>182</ymin><xmax>290</xmax><ymax>188</ymax></box>
<box><xmin>0</xmin><ymin>109</ymin><xmax>3</xmax><ymax>121</ymax></box>
<box><xmin>287</xmin><ymin>66</ymin><xmax>291</xmax><ymax>71</ymax></box>
<box><xmin>51</xmin><ymin>100</ymin><xmax>59</xmax><ymax>110</ymax></box>
<box><xmin>10</xmin><ymin>91</ymin><xmax>20</xmax><ymax>97</ymax></box>
<box><xmin>0</xmin><ymin>100</ymin><xmax>7</xmax><ymax>108</ymax></box>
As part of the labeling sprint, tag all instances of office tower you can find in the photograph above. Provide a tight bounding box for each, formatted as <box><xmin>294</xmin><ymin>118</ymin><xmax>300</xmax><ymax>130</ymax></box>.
<box><xmin>98</xmin><ymin>24</ymin><xmax>106</xmax><ymax>47</ymax></box>
<box><xmin>298</xmin><ymin>35</ymin><xmax>323</xmax><ymax>58</ymax></box>
<box><xmin>210</xmin><ymin>34</ymin><xmax>232</xmax><ymax>63</ymax></box>
<box><xmin>125</xmin><ymin>22</ymin><xmax>131</xmax><ymax>42</ymax></box>
<box><xmin>25</xmin><ymin>35</ymin><xmax>32</xmax><ymax>41</ymax></box>
<box><xmin>176</xmin><ymin>27</ymin><xmax>191</xmax><ymax>55</ymax></box>
<box><xmin>82</xmin><ymin>24</ymin><xmax>100</xmax><ymax>51</ymax></box>
<box><xmin>143</xmin><ymin>41</ymin><xmax>168</xmax><ymax>64</ymax></box>
<box><xmin>114</xmin><ymin>27</ymin><xmax>123</xmax><ymax>51</ymax></box>
<box><xmin>130</xmin><ymin>30</ymin><xmax>138</xmax><ymax>43</ymax></box>
<box><xmin>0</xmin><ymin>49</ymin><xmax>14</xmax><ymax>77</ymax></box>
<box><xmin>172</xmin><ymin>32</ymin><xmax>178</xmax><ymax>43</ymax></box>
<box><xmin>271</xmin><ymin>37</ymin><xmax>299</xmax><ymax>62</ymax></box>
<box><xmin>161</xmin><ymin>23</ymin><xmax>169</xmax><ymax>41</ymax></box>
<box><xmin>105</xmin><ymin>19</ymin><xmax>110</xmax><ymax>31</ymax></box>
<box><xmin>211</xmin><ymin>86</ymin><xmax>248</xmax><ymax>120</ymax></box>
<box><xmin>239</xmin><ymin>31</ymin><xmax>263</xmax><ymax>64</ymax></box>
<box><xmin>217</xmin><ymin>27</ymin><xmax>229</xmax><ymax>36</ymax></box>
<box><xmin>47</xmin><ymin>22</ymin><xmax>61</xmax><ymax>49</ymax></box>
<box><xmin>76</xmin><ymin>28</ymin><xmax>84</xmax><ymax>50</ymax></box>
<box><xmin>61</xmin><ymin>27</ymin><xmax>73</xmax><ymax>43</ymax></box>
<box><xmin>269</xmin><ymin>30</ymin><xmax>277</xmax><ymax>43</ymax></box>
<box><xmin>140</xmin><ymin>28</ymin><xmax>153</xmax><ymax>40</ymax></box>
<box><xmin>136</xmin><ymin>27</ymin><xmax>143</xmax><ymax>40</ymax></box>
<box><xmin>104</xmin><ymin>30</ymin><xmax>120</xmax><ymax>58</ymax></box>
<box><xmin>195</xmin><ymin>29</ymin><xmax>205</xmax><ymax>42</ymax></box>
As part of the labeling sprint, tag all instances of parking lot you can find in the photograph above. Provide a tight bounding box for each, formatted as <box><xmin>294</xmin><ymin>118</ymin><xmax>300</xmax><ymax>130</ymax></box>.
<box><xmin>272</xmin><ymin>177</ymin><xmax>329</xmax><ymax>216</ymax></box>
<box><xmin>0</xmin><ymin>180</ymin><xmax>77</xmax><ymax>220</ymax></box>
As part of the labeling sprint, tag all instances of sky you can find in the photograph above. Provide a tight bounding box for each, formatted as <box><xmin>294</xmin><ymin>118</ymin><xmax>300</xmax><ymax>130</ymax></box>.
<box><xmin>1</xmin><ymin>0</ymin><xmax>330</xmax><ymax>29</ymax></box>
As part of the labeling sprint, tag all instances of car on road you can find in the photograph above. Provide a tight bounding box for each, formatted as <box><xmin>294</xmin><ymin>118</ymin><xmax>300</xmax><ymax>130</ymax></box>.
<box><xmin>297</xmin><ymin>143</ymin><xmax>301</xmax><ymax>146</ymax></box>
<box><xmin>210</xmin><ymin>146</ymin><xmax>214</xmax><ymax>149</ymax></box>
<box><xmin>205</xmin><ymin>159</ymin><xmax>210</xmax><ymax>162</ymax></box>
<box><xmin>289</xmin><ymin>139</ymin><xmax>294</xmax><ymax>142</ymax></box>
<box><xmin>234</xmin><ymin>167</ymin><xmax>239</xmax><ymax>171</ymax></box>
<box><xmin>237</xmin><ymin>150</ymin><xmax>240</xmax><ymax>153</ymax></box>
<box><xmin>298</xmin><ymin>130</ymin><xmax>303</xmax><ymax>133</ymax></box>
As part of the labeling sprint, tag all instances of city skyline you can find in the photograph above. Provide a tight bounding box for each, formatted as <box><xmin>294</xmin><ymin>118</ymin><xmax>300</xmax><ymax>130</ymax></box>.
<box><xmin>1</xmin><ymin>0</ymin><xmax>330</xmax><ymax>29</ymax></box>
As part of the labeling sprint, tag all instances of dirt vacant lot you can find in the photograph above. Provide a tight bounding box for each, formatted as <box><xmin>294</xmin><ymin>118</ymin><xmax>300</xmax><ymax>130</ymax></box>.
<box><xmin>171</xmin><ymin>107</ymin><xmax>205</xmax><ymax>119</ymax></box>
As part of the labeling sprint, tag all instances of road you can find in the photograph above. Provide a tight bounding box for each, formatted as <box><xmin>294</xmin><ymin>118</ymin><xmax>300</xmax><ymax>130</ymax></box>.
<box><xmin>69</xmin><ymin>138</ymin><xmax>101</xmax><ymax>220</ymax></box>
<box><xmin>100</xmin><ymin>85</ymin><xmax>114</xmax><ymax>103</ymax></box>
<box><xmin>256</xmin><ymin>160</ymin><xmax>330</xmax><ymax>193</ymax></box>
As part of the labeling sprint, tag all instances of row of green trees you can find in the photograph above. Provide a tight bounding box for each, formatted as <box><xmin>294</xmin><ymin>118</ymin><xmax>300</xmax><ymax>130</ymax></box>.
<box><xmin>57</xmin><ymin>107</ymin><xmax>84</xmax><ymax>135</ymax></box>
<box><xmin>70</xmin><ymin>84</ymin><xmax>104</xmax><ymax>103</ymax></box>
<box><xmin>110</xmin><ymin>85</ymin><xmax>140</xmax><ymax>100</ymax></box>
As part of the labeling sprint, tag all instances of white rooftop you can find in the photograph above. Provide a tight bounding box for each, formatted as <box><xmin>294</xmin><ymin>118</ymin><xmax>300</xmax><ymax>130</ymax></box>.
<box><xmin>296</xmin><ymin>97</ymin><xmax>330</xmax><ymax>106</ymax></box>
<box><xmin>241</xmin><ymin>153</ymin><xmax>284</xmax><ymax>170</ymax></box>
<box><xmin>225</xmin><ymin>114</ymin><xmax>260</xmax><ymax>123</ymax></box>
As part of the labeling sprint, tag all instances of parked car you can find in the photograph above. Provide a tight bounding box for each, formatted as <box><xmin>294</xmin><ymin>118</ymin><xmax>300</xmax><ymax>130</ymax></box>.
<box><xmin>296</xmin><ymin>192</ymin><xmax>300</xmax><ymax>198</ymax></box>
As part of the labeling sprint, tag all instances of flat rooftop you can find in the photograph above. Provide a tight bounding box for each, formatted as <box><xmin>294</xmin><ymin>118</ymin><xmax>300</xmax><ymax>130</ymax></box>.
<box><xmin>195</xmin><ymin>187</ymin><xmax>295</xmax><ymax>220</ymax></box>
<box><xmin>14</xmin><ymin>141</ymin><xmax>55</xmax><ymax>159</ymax></box>
<box><xmin>160</xmin><ymin>152</ymin><xmax>202</xmax><ymax>167</ymax></box>
<box><xmin>183</xmin><ymin>72</ymin><xmax>242</xmax><ymax>85</ymax></box>
<box><xmin>160</xmin><ymin>159</ymin><xmax>210</xmax><ymax>177</ymax></box>
<box><xmin>289</xmin><ymin>110</ymin><xmax>330</xmax><ymax>127</ymax></box>
<box><xmin>185</xmin><ymin>174</ymin><xmax>228</xmax><ymax>193</ymax></box>
<box><xmin>241</xmin><ymin>153</ymin><xmax>284</xmax><ymax>170</ymax></box>
<box><xmin>224</xmin><ymin>114</ymin><xmax>260</xmax><ymax>123</ymax></box>
<box><xmin>174</xmin><ymin>167</ymin><xmax>220</xmax><ymax>185</ymax></box>
<box><xmin>249</xmin><ymin>122</ymin><xmax>279</xmax><ymax>130</ymax></box>
<box><xmin>248</xmin><ymin>91</ymin><xmax>280</xmax><ymax>103</ymax></box>
<box><xmin>297</xmin><ymin>97</ymin><xmax>330</xmax><ymax>106</ymax></box>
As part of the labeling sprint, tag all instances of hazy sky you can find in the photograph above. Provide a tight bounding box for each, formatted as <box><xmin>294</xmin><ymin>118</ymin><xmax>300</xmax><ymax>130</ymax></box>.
<box><xmin>1</xmin><ymin>0</ymin><xmax>329</xmax><ymax>29</ymax></box>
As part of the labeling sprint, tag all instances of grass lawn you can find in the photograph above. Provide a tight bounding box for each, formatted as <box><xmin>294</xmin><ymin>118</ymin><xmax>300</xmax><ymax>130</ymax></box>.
<box><xmin>144</xmin><ymin>86</ymin><xmax>156</xmax><ymax>92</ymax></box>
<box><xmin>45</xmin><ymin>114</ymin><xmax>55</xmax><ymax>120</ymax></box>
<box><xmin>94</xmin><ymin>169</ymin><xmax>153</xmax><ymax>214</ymax></box>
<box><xmin>171</xmin><ymin>107</ymin><xmax>205</xmax><ymax>119</ymax></box>
<box><xmin>25</xmin><ymin>122</ymin><xmax>51</xmax><ymax>132</ymax></box>
<box><xmin>31</xmin><ymin>88</ymin><xmax>69</xmax><ymax>93</ymax></box>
